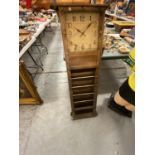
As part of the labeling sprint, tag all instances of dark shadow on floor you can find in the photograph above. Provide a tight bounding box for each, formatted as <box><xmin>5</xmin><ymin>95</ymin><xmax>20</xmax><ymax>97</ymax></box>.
<box><xmin>98</xmin><ymin>60</ymin><xmax>128</xmax><ymax>94</ymax></box>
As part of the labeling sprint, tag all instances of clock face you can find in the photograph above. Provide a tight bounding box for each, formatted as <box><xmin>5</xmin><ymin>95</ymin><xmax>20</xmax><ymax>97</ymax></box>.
<box><xmin>65</xmin><ymin>12</ymin><xmax>99</xmax><ymax>52</ymax></box>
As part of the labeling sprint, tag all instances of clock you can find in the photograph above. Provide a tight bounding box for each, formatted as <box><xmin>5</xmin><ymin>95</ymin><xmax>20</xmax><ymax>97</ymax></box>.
<box><xmin>65</xmin><ymin>12</ymin><xmax>99</xmax><ymax>52</ymax></box>
<box><xmin>58</xmin><ymin>5</ymin><xmax>107</xmax><ymax>119</ymax></box>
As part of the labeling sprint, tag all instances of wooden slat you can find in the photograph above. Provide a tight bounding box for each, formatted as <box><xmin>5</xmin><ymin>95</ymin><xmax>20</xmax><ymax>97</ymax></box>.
<box><xmin>72</xmin><ymin>78</ymin><xmax>95</xmax><ymax>87</ymax></box>
<box><xmin>74</xmin><ymin>100</ymin><xmax>93</xmax><ymax>108</ymax></box>
<box><xmin>73</xmin><ymin>92</ymin><xmax>94</xmax><ymax>96</ymax></box>
<box><xmin>72</xmin><ymin>84</ymin><xmax>94</xmax><ymax>89</ymax></box>
<box><xmin>71</xmin><ymin>68</ymin><xmax>96</xmax><ymax>78</ymax></box>
<box><xmin>73</xmin><ymin>93</ymin><xmax>94</xmax><ymax>102</ymax></box>
<box><xmin>72</xmin><ymin>76</ymin><xmax>95</xmax><ymax>80</ymax></box>
<box><xmin>19</xmin><ymin>98</ymin><xmax>42</xmax><ymax>105</ymax></box>
<box><xmin>74</xmin><ymin>99</ymin><xmax>93</xmax><ymax>104</ymax></box>
<box><xmin>72</xmin><ymin>85</ymin><xmax>94</xmax><ymax>94</ymax></box>
<box><xmin>75</xmin><ymin>106</ymin><xmax>93</xmax><ymax>111</ymax></box>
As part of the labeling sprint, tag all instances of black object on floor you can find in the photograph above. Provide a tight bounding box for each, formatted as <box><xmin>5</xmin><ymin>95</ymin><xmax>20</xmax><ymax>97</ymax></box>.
<box><xmin>108</xmin><ymin>95</ymin><xmax>132</xmax><ymax>118</ymax></box>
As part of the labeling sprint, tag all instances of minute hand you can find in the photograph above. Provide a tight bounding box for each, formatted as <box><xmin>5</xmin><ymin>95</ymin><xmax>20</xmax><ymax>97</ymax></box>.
<box><xmin>80</xmin><ymin>22</ymin><xmax>92</xmax><ymax>37</ymax></box>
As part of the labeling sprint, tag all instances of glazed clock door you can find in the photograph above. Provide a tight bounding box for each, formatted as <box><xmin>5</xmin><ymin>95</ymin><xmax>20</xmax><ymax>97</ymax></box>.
<box><xmin>65</xmin><ymin>12</ymin><xmax>99</xmax><ymax>52</ymax></box>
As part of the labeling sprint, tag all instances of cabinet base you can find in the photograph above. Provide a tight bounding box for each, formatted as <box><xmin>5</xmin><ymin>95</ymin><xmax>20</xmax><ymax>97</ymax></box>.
<box><xmin>71</xmin><ymin>111</ymin><xmax>97</xmax><ymax>120</ymax></box>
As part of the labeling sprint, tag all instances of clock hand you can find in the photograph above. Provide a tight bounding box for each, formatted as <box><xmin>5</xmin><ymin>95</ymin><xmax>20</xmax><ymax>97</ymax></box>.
<box><xmin>80</xmin><ymin>22</ymin><xmax>92</xmax><ymax>37</ymax></box>
<box><xmin>74</xmin><ymin>27</ymin><xmax>82</xmax><ymax>34</ymax></box>
<box><xmin>74</xmin><ymin>27</ymin><xmax>86</xmax><ymax>36</ymax></box>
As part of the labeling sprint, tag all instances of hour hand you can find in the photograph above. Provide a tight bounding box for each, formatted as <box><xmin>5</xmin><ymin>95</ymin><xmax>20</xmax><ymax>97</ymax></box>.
<box><xmin>74</xmin><ymin>27</ymin><xmax>85</xmax><ymax>36</ymax></box>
